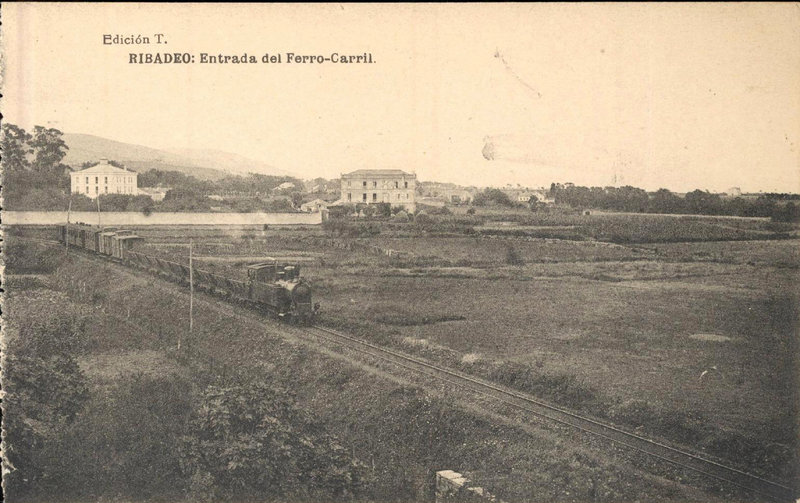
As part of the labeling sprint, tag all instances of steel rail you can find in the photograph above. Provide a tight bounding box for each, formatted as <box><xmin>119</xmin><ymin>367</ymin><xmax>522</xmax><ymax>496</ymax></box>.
<box><xmin>22</xmin><ymin>236</ymin><xmax>795</xmax><ymax>501</ymax></box>
<box><xmin>306</xmin><ymin>325</ymin><xmax>796</xmax><ymax>502</ymax></box>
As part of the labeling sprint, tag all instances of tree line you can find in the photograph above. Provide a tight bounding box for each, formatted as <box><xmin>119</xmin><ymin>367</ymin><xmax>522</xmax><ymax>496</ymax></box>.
<box><xmin>549</xmin><ymin>184</ymin><xmax>800</xmax><ymax>222</ymax></box>
<box><xmin>1</xmin><ymin>122</ymin><xmax>312</xmax><ymax>212</ymax></box>
<box><xmin>2</xmin><ymin>123</ymin><xmax>73</xmax><ymax>210</ymax></box>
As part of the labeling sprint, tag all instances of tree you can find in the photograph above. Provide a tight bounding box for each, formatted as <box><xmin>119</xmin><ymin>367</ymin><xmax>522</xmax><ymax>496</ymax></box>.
<box><xmin>290</xmin><ymin>191</ymin><xmax>304</xmax><ymax>208</ymax></box>
<box><xmin>81</xmin><ymin>159</ymin><xmax>125</xmax><ymax>169</ymax></box>
<box><xmin>772</xmin><ymin>201</ymin><xmax>800</xmax><ymax>223</ymax></box>
<box><xmin>161</xmin><ymin>188</ymin><xmax>212</xmax><ymax>211</ymax></box>
<box><xmin>649</xmin><ymin>188</ymin><xmax>683</xmax><ymax>214</ymax></box>
<box><xmin>473</xmin><ymin>188</ymin><xmax>514</xmax><ymax>207</ymax></box>
<box><xmin>2</xmin><ymin>124</ymin><xmax>35</xmax><ymax>205</ymax></box>
<box><xmin>1</xmin><ymin>123</ymin><xmax>33</xmax><ymax>175</ymax></box>
<box><xmin>2</xmin><ymin>123</ymin><xmax>72</xmax><ymax>208</ymax></box>
<box><xmin>30</xmin><ymin>126</ymin><xmax>70</xmax><ymax>189</ymax></box>
<box><xmin>97</xmin><ymin>194</ymin><xmax>154</xmax><ymax>212</ymax></box>
<box><xmin>684</xmin><ymin>189</ymin><xmax>723</xmax><ymax>215</ymax></box>
<box><xmin>376</xmin><ymin>202</ymin><xmax>392</xmax><ymax>218</ymax></box>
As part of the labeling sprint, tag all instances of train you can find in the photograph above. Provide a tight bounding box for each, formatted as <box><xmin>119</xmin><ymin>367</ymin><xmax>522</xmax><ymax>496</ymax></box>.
<box><xmin>59</xmin><ymin>223</ymin><xmax>318</xmax><ymax>322</ymax></box>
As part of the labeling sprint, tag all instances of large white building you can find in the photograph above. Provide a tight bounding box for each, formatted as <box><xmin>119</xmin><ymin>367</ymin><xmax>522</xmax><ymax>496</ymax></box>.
<box><xmin>339</xmin><ymin>169</ymin><xmax>416</xmax><ymax>211</ymax></box>
<box><xmin>70</xmin><ymin>159</ymin><xmax>138</xmax><ymax>198</ymax></box>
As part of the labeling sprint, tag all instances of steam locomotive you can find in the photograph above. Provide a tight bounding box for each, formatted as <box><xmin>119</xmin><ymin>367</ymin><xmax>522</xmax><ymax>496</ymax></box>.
<box><xmin>59</xmin><ymin>223</ymin><xmax>317</xmax><ymax>322</ymax></box>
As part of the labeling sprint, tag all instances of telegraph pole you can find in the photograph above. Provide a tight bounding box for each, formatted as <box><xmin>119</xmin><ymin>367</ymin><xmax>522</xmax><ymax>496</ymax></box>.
<box><xmin>66</xmin><ymin>198</ymin><xmax>72</xmax><ymax>254</ymax></box>
<box><xmin>189</xmin><ymin>239</ymin><xmax>194</xmax><ymax>336</ymax></box>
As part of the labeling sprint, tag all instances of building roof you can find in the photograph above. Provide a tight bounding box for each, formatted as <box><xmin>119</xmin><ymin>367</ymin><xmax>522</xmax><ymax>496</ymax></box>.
<box><xmin>301</xmin><ymin>198</ymin><xmax>328</xmax><ymax>206</ymax></box>
<box><xmin>73</xmin><ymin>159</ymin><xmax>135</xmax><ymax>174</ymax></box>
<box><xmin>342</xmin><ymin>169</ymin><xmax>415</xmax><ymax>178</ymax></box>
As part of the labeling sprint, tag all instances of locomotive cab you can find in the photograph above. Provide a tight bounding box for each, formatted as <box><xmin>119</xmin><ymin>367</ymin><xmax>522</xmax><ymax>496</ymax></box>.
<box><xmin>247</xmin><ymin>261</ymin><xmax>279</xmax><ymax>282</ymax></box>
<box><xmin>246</xmin><ymin>260</ymin><xmax>315</xmax><ymax>322</ymax></box>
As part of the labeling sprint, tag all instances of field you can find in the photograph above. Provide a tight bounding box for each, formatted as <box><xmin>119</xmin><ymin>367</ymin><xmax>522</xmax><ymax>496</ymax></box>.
<box><xmin>123</xmin><ymin>212</ymin><xmax>800</xmax><ymax>485</ymax></box>
<box><xmin>3</xmin><ymin>238</ymin><xmax>710</xmax><ymax>503</ymax></box>
<box><xmin>4</xmin><ymin>210</ymin><xmax>799</xmax><ymax>500</ymax></box>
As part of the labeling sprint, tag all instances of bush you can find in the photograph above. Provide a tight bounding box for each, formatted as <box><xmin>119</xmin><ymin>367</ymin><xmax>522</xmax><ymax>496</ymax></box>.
<box><xmin>392</xmin><ymin>210</ymin><xmax>410</xmax><ymax>222</ymax></box>
<box><xmin>414</xmin><ymin>212</ymin><xmax>432</xmax><ymax>227</ymax></box>
<box><xmin>3</xmin><ymin>333</ymin><xmax>89</xmax><ymax>499</ymax></box>
<box><xmin>50</xmin><ymin>373</ymin><xmax>194</xmax><ymax>500</ymax></box>
<box><xmin>179</xmin><ymin>383</ymin><xmax>367</xmax><ymax>502</ymax></box>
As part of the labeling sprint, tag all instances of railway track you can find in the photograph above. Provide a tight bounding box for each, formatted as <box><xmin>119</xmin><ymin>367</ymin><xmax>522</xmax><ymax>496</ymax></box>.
<box><xmin>14</xmin><ymin>236</ymin><xmax>797</xmax><ymax>501</ymax></box>
<box><xmin>302</xmin><ymin>324</ymin><xmax>796</xmax><ymax>502</ymax></box>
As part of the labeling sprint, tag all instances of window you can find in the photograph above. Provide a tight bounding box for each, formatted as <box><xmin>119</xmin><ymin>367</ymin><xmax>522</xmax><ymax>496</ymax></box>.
<box><xmin>104</xmin><ymin>186</ymin><xmax>108</xmax><ymax>193</ymax></box>
<box><xmin>347</xmin><ymin>181</ymin><xmax>351</xmax><ymax>188</ymax></box>
<box><xmin>397</xmin><ymin>193</ymin><xmax>401</xmax><ymax>200</ymax></box>
<box><xmin>347</xmin><ymin>193</ymin><xmax>352</xmax><ymax>201</ymax></box>
<box><xmin>104</xmin><ymin>176</ymin><xmax>108</xmax><ymax>184</ymax></box>
<box><xmin>406</xmin><ymin>193</ymin><xmax>409</xmax><ymax>199</ymax></box>
<box><xmin>363</xmin><ymin>181</ymin><xmax>367</xmax><ymax>188</ymax></box>
<box><xmin>85</xmin><ymin>177</ymin><xmax>89</xmax><ymax>184</ymax></box>
<box><xmin>372</xmin><ymin>193</ymin><xmax>377</xmax><ymax>202</ymax></box>
<box><xmin>362</xmin><ymin>193</ymin><xmax>367</xmax><ymax>202</ymax></box>
<box><xmin>395</xmin><ymin>181</ymin><xmax>399</xmax><ymax>188</ymax></box>
<box><xmin>95</xmin><ymin>186</ymin><xmax>98</xmax><ymax>194</ymax></box>
<box><xmin>95</xmin><ymin>176</ymin><xmax>99</xmax><ymax>184</ymax></box>
<box><xmin>404</xmin><ymin>181</ymin><xmax>408</xmax><ymax>188</ymax></box>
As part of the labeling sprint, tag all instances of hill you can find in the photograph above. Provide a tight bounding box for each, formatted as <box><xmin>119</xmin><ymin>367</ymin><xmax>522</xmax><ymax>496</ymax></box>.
<box><xmin>164</xmin><ymin>148</ymin><xmax>293</xmax><ymax>178</ymax></box>
<box><xmin>62</xmin><ymin>133</ymin><xmax>295</xmax><ymax>180</ymax></box>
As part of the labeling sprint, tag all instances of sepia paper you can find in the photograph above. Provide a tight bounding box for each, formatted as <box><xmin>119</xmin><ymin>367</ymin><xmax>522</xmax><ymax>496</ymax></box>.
<box><xmin>2</xmin><ymin>3</ymin><xmax>798</xmax><ymax>502</ymax></box>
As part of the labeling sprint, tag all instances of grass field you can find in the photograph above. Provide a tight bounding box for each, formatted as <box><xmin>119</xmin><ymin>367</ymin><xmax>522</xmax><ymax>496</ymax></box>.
<box><xmin>3</xmin><ymin>238</ymin><xmax>715</xmax><ymax>502</ymax></box>
<box><xmin>8</xmin><ymin>212</ymin><xmax>800</xmax><ymax>490</ymax></box>
<box><xmin>310</xmin><ymin>236</ymin><xmax>798</xmax><ymax>481</ymax></box>
<box><xmin>112</xmin><ymin>216</ymin><xmax>800</xmax><ymax>484</ymax></box>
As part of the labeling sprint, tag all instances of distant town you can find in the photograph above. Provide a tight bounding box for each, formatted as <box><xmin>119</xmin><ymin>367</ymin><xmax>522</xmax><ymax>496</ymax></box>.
<box><xmin>3</xmin><ymin>123</ymin><xmax>798</xmax><ymax>222</ymax></box>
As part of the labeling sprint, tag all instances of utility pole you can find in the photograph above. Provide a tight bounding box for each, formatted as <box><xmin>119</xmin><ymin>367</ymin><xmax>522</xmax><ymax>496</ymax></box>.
<box><xmin>177</xmin><ymin>239</ymin><xmax>193</xmax><ymax>353</ymax></box>
<box><xmin>66</xmin><ymin>198</ymin><xmax>72</xmax><ymax>254</ymax></box>
<box><xmin>189</xmin><ymin>239</ymin><xmax>194</xmax><ymax>336</ymax></box>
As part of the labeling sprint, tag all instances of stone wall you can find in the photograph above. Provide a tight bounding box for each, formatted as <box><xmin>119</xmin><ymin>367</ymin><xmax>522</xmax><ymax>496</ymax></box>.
<box><xmin>3</xmin><ymin>211</ymin><xmax>322</xmax><ymax>226</ymax></box>
<box><xmin>435</xmin><ymin>470</ymin><xmax>501</xmax><ymax>503</ymax></box>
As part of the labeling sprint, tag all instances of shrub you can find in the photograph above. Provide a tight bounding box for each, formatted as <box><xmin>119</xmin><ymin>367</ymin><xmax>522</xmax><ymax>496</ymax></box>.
<box><xmin>3</xmin><ymin>335</ymin><xmax>89</xmax><ymax>500</ymax></box>
<box><xmin>414</xmin><ymin>212</ymin><xmax>432</xmax><ymax>227</ymax></box>
<box><xmin>179</xmin><ymin>383</ymin><xmax>367</xmax><ymax>502</ymax></box>
<box><xmin>49</xmin><ymin>373</ymin><xmax>194</xmax><ymax>500</ymax></box>
<box><xmin>392</xmin><ymin>210</ymin><xmax>410</xmax><ymax>222</ymax></box>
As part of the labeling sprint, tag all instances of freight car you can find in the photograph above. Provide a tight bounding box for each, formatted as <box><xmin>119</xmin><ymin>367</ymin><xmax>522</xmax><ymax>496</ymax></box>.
<box><xmin>59</xmin><ymin>223</ymin><xmax>316</xmax><ymax>322</ymax></box>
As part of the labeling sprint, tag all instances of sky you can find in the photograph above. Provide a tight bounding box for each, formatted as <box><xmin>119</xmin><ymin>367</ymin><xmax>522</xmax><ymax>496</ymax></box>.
<box><xmin>2</xmin><ymin>3</ymin><xmax>799</xmax><ymax>192</ymax></box>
